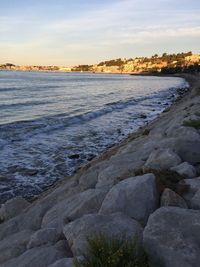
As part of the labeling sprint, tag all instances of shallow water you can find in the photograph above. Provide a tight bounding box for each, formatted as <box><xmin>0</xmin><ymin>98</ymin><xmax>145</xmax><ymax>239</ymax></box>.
<box><xmin>0</xmin><ymin>71</ymin><xmax>188</xmax><ymax>203</ymax></box>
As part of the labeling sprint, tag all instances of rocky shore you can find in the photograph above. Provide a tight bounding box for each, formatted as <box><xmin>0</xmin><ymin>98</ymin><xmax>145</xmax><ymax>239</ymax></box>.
<box><xmin>0</xmin><ymin>74</ymin><xmax>200</xmax><ymax>267</ymax></box>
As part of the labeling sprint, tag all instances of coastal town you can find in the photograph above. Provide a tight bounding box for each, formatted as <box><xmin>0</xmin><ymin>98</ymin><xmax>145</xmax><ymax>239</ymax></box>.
<box><xmin>1</xmin><ymin>52</ymin><xmax>200</xmax><ymax>74</ymax></box>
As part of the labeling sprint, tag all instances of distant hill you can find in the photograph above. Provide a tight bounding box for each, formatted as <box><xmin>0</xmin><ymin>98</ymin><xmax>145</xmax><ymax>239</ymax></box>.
<box><xmin>1</xmin><ymin>51</ymin><xmax>200</xmax><ymax>74</ymax></box>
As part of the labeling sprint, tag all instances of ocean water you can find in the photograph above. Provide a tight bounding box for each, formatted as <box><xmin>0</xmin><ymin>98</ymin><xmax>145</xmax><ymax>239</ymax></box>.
<box><xmin>0</xmin><ymin>71</ymin><xmax>188</xmax><ymax>203</ymax></box>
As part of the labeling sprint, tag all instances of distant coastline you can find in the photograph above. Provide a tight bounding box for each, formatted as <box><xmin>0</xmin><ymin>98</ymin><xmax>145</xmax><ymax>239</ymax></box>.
<box><xmin>1</xmin><ymin>51</ymin><xmax>199</xmax><ymax>75</ymax></box>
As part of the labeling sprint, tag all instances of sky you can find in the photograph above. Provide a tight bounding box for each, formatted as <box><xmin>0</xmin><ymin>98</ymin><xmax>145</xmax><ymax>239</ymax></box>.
<box><xmin>0</xmin><ymin>0</ymin><xmax>200</xmax><ymax>66</ymax></box>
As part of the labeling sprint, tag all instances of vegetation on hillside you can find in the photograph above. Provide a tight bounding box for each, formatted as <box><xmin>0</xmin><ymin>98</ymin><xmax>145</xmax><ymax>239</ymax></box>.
<box><xmin>0</xmin><ymin>51</ymin><xmax>199</xmax><ymax>74</ymax></box>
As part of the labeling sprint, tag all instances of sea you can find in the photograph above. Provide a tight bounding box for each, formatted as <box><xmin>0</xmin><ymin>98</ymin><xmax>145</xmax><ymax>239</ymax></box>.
<box><xmin>0</xmin><ymin>71</ymin><xmax>188</xmax><ymax>203</ymax></box>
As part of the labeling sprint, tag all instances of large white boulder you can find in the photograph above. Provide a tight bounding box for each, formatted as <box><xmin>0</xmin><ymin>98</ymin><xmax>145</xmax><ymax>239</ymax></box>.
<box><xmin>27</xmin><ymin>228</ymin><xmax>60</xmax><ymax>249</ymax></box>
<box><xmin>63</xmin><ymin>212</ymin><xmax>143</xmax><ymax>256</ymax></box>
<box><xmin>144</xmin><ymin>148</ymin><xmax>181</xmax><ymax>170</ymax></box>
<box><xmin>1</xmin><ymin>241</ymin><xmax>68</xmax><ymax>267</ymax></box>
<box><xmin>143</xmin><ymin>207</ymin><xmax>200</xmax><ymax>267</ymax></box>
<box><xmin>99</xmin><ymin>173</ymin><xmax>159</xmax><ymax>224</ymax></box>
<box><xmin>0</xmin><ymin>196</ymin><xmax>30</xmax><ymax>222</ymax></box>
<box><xmin>42</xmin><ymin>188</ymin><xmax>108</xmax><ymax>232</ymax></box>
<box><xmin>0</xmin><ymin>230</ymin><xmax>33</xmax><ymax>264</ymax></box>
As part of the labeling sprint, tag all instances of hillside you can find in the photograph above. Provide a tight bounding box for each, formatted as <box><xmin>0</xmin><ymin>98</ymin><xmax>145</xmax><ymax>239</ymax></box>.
<box><xmin>1</xmin><ymin>52</ymin><xmax>200</xmax><ymax>74</ymax></box>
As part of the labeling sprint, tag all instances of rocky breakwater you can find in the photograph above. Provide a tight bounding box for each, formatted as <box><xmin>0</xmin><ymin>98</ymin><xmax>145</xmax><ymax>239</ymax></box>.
<box><xmin>0</xmin><ymin>74</ymin><xmax>200</xmax><ymax>267</ymax></box>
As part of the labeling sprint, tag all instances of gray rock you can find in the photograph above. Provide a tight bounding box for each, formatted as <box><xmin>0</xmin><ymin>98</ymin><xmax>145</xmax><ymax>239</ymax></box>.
<box><xmin>0</xmin><ymin>184</ymin><xmax>81</xmax><ymax>241</ymax></box>
<box><xmin>96</xmin><ymin>159</ymin><xmax>145</xmax><ymax>188</ymax></box>
<box><xmin>63</xmin><ymin>212</ymin><xmax>143</xmax><ymax>256</ymax></box>
<box><xmin>179</xmin><ymin>177</ymin><xmax>200</xmax><ymax>201</ymax></box>
<box><xmin>0</xmin><ymin>196</ymin><xmax>29</xmax><ymax>222</ymax></box>
<box><xmin>48</xmin><ymin>258</ymin><xmax>75</xmax><ymax>267</ymax></box>
<box><xmin>0</xmin><ymin>230</ymin><xmax>33</xmax><ymax>264</ymax></box>
<box><xmin>2</xmin><ymin>241</ymin><xmax>68</xmax><ymax>267</ymax></box>
<box><xmin>190</xmin><ymin>189</ymin><xmax>200</xmax><ymax>210</ymax></box>
<box><xmin>166</xmin><ymin>126</ymin><xmax>200</xmax><ymax>141</ymax></box>
<box><xmin>160</xmin><ymin>188</ymin><xmax>188</xmax><ymax>208</ymax></box>
<box><xmin>171</xmin><ymin>162</ymin><xmax>196</xmax><ymax>178</ymax></box>
<box><xmin>99</xmin><ymin>173</ymin><xmax>159</xmax><ymax>224</ymax></box>
<box><xmin>78</xmin><ymin>166</ymin><xmax>99</xmax><ymax>190</ymax></box>
<box><xmin>175</xmin><ymin>139</ymin><xmax>200</xmax><ymax>164</ymax></box>
<box><xmin>27</xmin><ymin>228</ymin><xmax>60</xmax><ymax>249</ymax></box>
<box><xmin>144</xmin><ymin>148</ymin><xmax>181</xmax><ymax>170</ymax></box>
<box><xmin>42</xmin><ymin>188</ymin><xmax>108</xmax><ymax>233</ymax></box>
<box><xmin>143</xmin><ymin>207</ymin><xmax>200</xmax><ymax>267</ymax></box>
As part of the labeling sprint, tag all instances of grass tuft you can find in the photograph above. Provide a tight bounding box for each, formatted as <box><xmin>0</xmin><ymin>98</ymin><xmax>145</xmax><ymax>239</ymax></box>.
<box><xmin>74</xmin><ymin>234</ymin><xmax>149</xmax><ymax>267</ymax></box>
<box><xmin>183</xmin><ymin>119</ymin><xmax>200</xmax><ymax>129</ymax></box>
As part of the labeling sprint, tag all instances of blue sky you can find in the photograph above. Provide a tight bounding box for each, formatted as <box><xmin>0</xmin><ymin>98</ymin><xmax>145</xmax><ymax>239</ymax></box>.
<box><xmin>0</xmin><ymin>0</ymin><xmax>200</xmax><ymax>65</ymax></box>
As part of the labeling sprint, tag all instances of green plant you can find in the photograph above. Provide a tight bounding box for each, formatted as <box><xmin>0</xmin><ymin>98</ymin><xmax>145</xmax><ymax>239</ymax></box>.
<box><xmin>183</xmin><ymin>119</ymin><xmax>200</xmax><ymax>129</ymax></box>
<box><xmin>74</xmin><ymin>234</ymin><xmax>149</xmax><ymax>267</ymax></box>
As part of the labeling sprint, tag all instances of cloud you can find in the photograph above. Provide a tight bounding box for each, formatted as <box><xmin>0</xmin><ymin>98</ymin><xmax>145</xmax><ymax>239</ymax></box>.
<box><xmin>0</xmin><ymin>0</ymin><xmax>199</xmax><ymax>64</ymax></box>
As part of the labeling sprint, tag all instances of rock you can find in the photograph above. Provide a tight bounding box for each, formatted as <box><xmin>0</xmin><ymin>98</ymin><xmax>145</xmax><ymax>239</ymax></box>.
<box><xmin>2</xmin><ymin>241</ymin><xmax>68</xmax><ymax>267</ymax></box>
<box><xmin>160</xmin><ymin>188</ymin><xmax>188</xmax><ymax>208</ymax></box>
<box><xmin>42</xmin><ymin>188</ymin><xmax>108</xmax><ymax>232</ymax></box>
<box><xmin>48</xmin><ymin>258</ymin><xmax>75</xmax><ymax>267</ymax></box>
<box><xmin>0</xmin><ymin>196</ymin><xmax>30</xmax><ymax>222</ymax></box>
<box><xmin>190</xmin><ymin>189</ymin><xmax>200</xmax><ymax>210</ymax></box>
<box><xmin>171</xmin><ymin>162</ymin><xmax>196</xmax><ymax>178</ymax></box>
<box><xmin>144</xmin><ymin>148</ymin><xmax>181</xmax><ymax>170</ymax></box>
<box><xmin>27</xmin><ymin>228</ymin><xmax>60</xmax><ymax>249</ymax></box>
<box><xmin>0</xmin><ymin>230</ymin><xmax>33</xmax><ymax>264</ymax></box>
<box><xmin>99</xmin><ymin>173</ymin><xmax>159</xmax><ymax>225</ymax></box>
<box><xmin>175</xmin><ymin>139</ymin><xmax>200</xmax><ymax>164</ymax></box>
<box><xmin>179</xmin><ymin>177</ymin><xmax>200</xmax><ymax>201</ymax></box>
<box><xmin>68</xmin><ymin>154</ymin><xmax>79</xmax><ymax>160</ymax></box>
<box><xmin>78</xmin><ymin>166</ymin><xmax>99</xmax><ymax>190</ymax></box>
<box><xmin>0</xmin><ymin>182</ymin><xmax>80</xmax><ymax>241</ymax></box>
<box><xmin>166</xmin><ymin>126</ymin><xmax>200</xmax><ymax>141</ymax></box>
<box><xmin>63</xmin><ymin>212</ymin><xmax>143</xmax><ymax>256</ymax></box>
<box><xmin>96</xmin><ymin>159</ymin><xmax>145</xmax><ymax>188</ymax></box>
<box><xmin>143</xmin><ymin>207</ymin><xmax>200</xmax><ymax>267</ymax></box>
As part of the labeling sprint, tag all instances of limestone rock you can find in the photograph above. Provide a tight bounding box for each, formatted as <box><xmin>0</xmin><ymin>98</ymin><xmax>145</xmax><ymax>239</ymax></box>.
<box><xmin>0</xmin><ymin>196</ymin><xmax>29</xmax><ymax>222</ymax></box>
<box><xmin>144</xmin><ymin>148</ymin><xmax>181</xmax><ymax>170</ymax></box>
<box><xmin>2</xmin><ymin>241</ymin><xmax>67</xmax><ymax>267</ymax></box>
<box><xmin>99</xmin><ymin>173</ymin><xmax>158</xmax><ymax>224</ymax></box>
<box><xmin>179</xmin><ymin>177</ymin><xmax>200</xmax><ymax>201</ymax></box>
<box><xmin>143</xmin><ymin>207</ymin><xmax>200</xmax><ymax>267</ymax></box>
<box><xmin>78</xmin><ymin>165</ymin><xmax>100</xmax><ymax>190</ymax></box>
<box><xmin>63</xmin><ymin>212</ymin><xmax>143</xmax><ymax>256</ymax></box>
<box><xmin>171</xmin><ymin>162</ymin><xmax>196</xmax><ymax>178</ymax></box>
<box><xmin>0</xmin><ymin>183</ymin><xmax>82</xmax><ymax>242</ymax></box>
<box><xmin>27</xmin><ymin>228</ymin><xmax>60</xmax><ymax>249</ymax></box>
<box><xmin>166</xmin><ymin>126</ymin><xmax>200</xmax><ymax>141</ymax></box>
<box><xmin>42</xmin><ymin>188</ymin><xmax>108</xmax><ymax>232</ymax></box>
<box><xmin>48</xmin><ymin>258</ymin><xmax>75</xmax><ymax>267</ymax></box>
<box><xmin>96</xmin><ymin>159</ymin><xmax>145</xmax><ymax>188</ymax></box>
<box><xmin>190</xmin><ymin>189</ymin><xmax>200</xmax><ymax>210</ymax></box>
<box><xmin>175</xmin><ymin>139</ymin><xmax>200</xmax><ymax>164</ymax></box>
<box><xmin>160</xmin><ymin>188</ymin><xmax>188</xmax><ymax>208</ymax></box>
<box><xmin>0</xmin><ymin>230</ymin><xmax>33</xmax><ymax>264</ymax></box>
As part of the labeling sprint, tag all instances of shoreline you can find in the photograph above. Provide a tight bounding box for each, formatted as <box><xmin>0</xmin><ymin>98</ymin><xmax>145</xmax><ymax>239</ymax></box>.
<box><xmin>0</xmin><ymin>73</ymin><xmax>187</xmax><ymax>204</ymax></box>
<box><xmin>0</xmin><ymin>73</ymin><xmax>200</xmax><ymax>266</ymax></box>
<box><xmin>32</xmin><ymin>73</ymin><xmax>192</xmax><ymax>201</ymax></box>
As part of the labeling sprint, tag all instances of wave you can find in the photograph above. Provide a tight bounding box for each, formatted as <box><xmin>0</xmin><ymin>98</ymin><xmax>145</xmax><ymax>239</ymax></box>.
<box><xmin>0</xmin><ymin>90</ymin><xmax>169</xmax><ymax>138</ymax></box>
<box><xmin>0</xmin><ymin>100</ymin><xmax>53</xmax><ymax>110</ymax></box>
